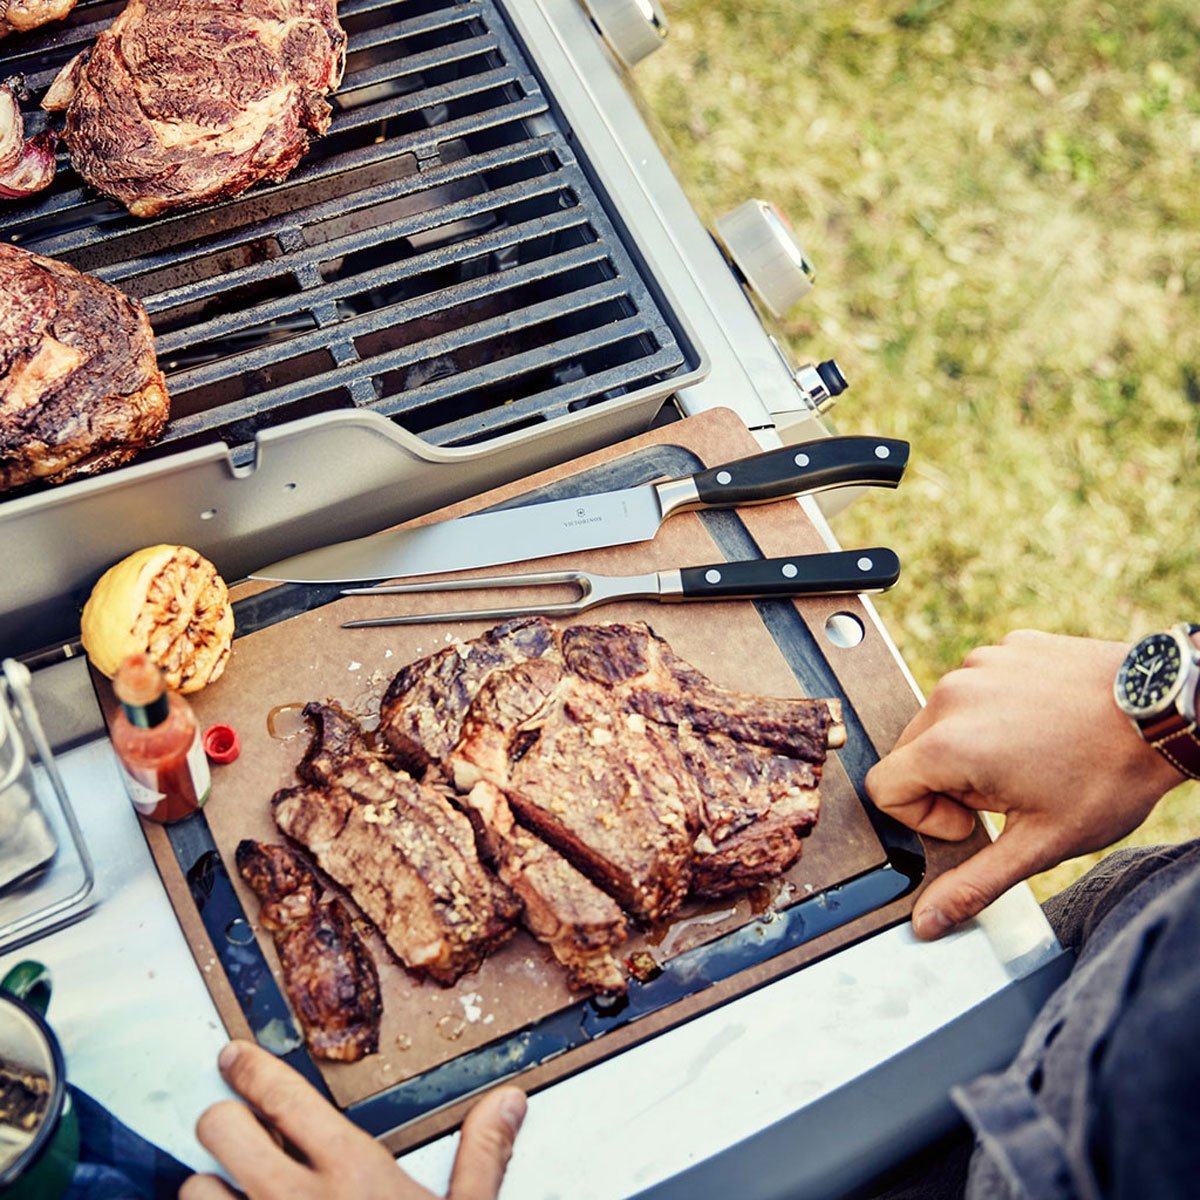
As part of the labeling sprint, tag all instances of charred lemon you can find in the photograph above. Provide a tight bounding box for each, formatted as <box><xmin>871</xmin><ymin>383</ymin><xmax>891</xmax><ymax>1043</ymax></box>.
<box><xmin>81</xmin><ymin>544</ymin><xmax>234</xmax><ymax>693</ymax></box>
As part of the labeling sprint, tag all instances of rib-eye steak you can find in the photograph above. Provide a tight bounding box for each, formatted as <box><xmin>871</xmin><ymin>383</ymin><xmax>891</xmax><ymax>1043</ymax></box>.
<box><xmin>1</xmin><ymin>0</ymin><xmax>75</xmax><ymax>37</ymax></box>
<box><xmin>236</xmin><ymin>839</ymin><xmax>381</xmax><ymax>1062</ymax></box>
<box><xmin>42</xmin><ymin>0</ymin><xmax>347</xmax><ymax>218</ymax></box>
<box><xmin>0</xmin><ymin>244</ymin><xmax>169</xmax><ymax>493</ymax></box>
<box><xmin>271</xmin><ymin>621</ymin><xmax>842</xmax><ymax>998</ymax></box>
<box><xmin>396</xmin><ymin>619</ymin><xmax>842</xmax><ymax>917</ymax></box>
<box><xmin>272</xmin><ymin>703</ymin><xmax>519</xmax><ymax>985</ymax></box>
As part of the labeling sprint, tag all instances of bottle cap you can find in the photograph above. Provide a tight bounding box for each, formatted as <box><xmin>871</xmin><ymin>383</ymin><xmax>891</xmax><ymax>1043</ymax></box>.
<box><xmin>203</xmin><ymin>724</ymin><xmax>240</xmax><ymax>764</ymax></box>
<box><xmin>113</xmin><ymin>653</ymin><xmax>164</xmax><ymax>706</ymax></box>
<box><xmin>114</xmin><ymin>654</ymin><xmax>170</xmax><ymax>728</ymax></box>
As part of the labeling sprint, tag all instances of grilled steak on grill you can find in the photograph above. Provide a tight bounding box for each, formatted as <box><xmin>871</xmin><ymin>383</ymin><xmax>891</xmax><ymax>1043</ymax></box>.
<box><xmin>0</xmin><ymin>244</ymin><xmax>169</xmax><ymax>493</ymax></box>
<box><xmin>0</xmin><ymin>0</ymin><xmax>75</xmax><ymax>37</ymax></box>
<box><xmin>236</xmin><ymin>839</ymin><xmax>381</xmax><ymax>1062</ymax></box>
<box><xmin>272</xmin><ymin>703</ymin><xmax>519</xmax><ymax>985</ymax></box>
<box><xmin>42</xmin><ymin>0</ymin><xmax>347</xmax><ymax>218</ymax></box>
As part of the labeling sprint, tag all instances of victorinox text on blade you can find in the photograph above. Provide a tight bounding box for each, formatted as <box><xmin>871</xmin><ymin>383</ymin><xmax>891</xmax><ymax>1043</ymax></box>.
<box><xmin>249</xmin><ymin>435</ymin><xmax>910</xmax><ymax>585</ymax></box>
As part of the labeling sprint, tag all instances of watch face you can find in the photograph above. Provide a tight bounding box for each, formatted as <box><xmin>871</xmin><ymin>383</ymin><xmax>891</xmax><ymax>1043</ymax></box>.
<box><xmin>1115</xmin><ymin>632</ymin><xmax>1186</xmax><ymax>717</ymax></box>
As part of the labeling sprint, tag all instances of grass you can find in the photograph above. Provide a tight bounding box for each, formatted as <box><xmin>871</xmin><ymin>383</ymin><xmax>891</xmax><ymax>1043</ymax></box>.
<box><xmin>637</xmin><ymin>0</ymin><xmax>1200</xmax><ymax>899</ymax></box>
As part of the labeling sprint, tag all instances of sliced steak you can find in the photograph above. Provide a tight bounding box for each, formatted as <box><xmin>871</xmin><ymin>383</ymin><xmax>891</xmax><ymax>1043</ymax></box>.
<box><xmin>272</xmin><ymin>704</ymin><xmax>519</xmax><ymax>985</ymax></box>
<box><xmin>446</xmin><ymin>622</ymin><xmax>840</xmax><ymax>914</ymax></box>
<box><xmin>42</xmin><ymin>0</ymin><xmax>346</xmax><ymax>217</ymax></box>
<box><xmin>452</xmin><ymin>656</ymin><xmax>696</xmax><ymax>923</ymax></box>
<box><xmin>463</xmin><ymin>781</ymin><xmax>628</xmax><ymax>995</ymax></box>
<box><xmin>0</xmin><ymin>244</ymin><xmax>169</xmax><ymax>492</ymax></box>
<box><xmin>235</xmin><ymin>839</ymin><xmax>381</xmax><ymax>1062</ymax></box>
<box><xmin>379</xmin><ymin>616</ymin><xmax>559</xmax><ymax>778</ymax></box>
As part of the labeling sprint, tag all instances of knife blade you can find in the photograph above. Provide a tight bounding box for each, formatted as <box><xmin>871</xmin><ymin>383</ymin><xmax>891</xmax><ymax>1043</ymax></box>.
<box><xmin>250</xmin><ymin>435</ymin><xmax>909</xmax><ymax>585</ymax></box>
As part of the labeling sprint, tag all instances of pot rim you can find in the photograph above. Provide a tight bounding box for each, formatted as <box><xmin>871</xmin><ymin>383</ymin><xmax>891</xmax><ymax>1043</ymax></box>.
<box><xmin>0</xmin><ymin>990</ymin><xmax>67</xmax><ymax>1187</ymax></box>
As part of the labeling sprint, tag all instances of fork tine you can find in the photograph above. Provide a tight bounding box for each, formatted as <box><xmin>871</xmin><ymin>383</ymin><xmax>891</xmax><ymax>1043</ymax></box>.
<box><xmin>342</xmin><ymin>569</ymin><xmax>589</xmax><ymax>597</ymax></box>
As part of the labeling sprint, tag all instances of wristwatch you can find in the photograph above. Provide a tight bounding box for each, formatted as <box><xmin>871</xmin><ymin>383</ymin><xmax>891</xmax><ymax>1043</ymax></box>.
<box><xmin>1113</xmin><ymin>623</ymin><xmax>1200</xmax><ymax>779</ymax></box>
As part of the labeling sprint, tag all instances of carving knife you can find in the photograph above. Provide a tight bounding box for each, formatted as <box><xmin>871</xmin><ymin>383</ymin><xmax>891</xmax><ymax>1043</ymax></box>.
<box><xmin>250</xmin><ymin>435</ymin><xmax>909</xmax><ymax>585</ymax></box>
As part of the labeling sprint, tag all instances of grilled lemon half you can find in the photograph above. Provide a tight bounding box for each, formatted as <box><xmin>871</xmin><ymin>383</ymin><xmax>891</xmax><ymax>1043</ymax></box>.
<box><xmin>81</xmin><ymin>544</ymin><xmax>234</xmax><ymax>693</ymax></box>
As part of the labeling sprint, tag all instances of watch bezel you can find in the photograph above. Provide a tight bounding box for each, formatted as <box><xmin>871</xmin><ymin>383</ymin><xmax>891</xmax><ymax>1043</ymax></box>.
<box><xmin>1114</xmin><ymin>627</ymin><xmax>1194</xmax><ymax>720</ymax></box>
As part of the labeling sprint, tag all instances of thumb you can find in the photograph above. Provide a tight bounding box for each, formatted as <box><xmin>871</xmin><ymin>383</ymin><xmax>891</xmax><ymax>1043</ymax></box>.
<box><xmin>912</xmin><ymin>818</ymin><xmax>1050</xmax><ymax>940</ymax></box>
<box><xmin>448</xmin><ymin>1086</ymin><xmax>526</xmax><ymax>1200</ymax></box>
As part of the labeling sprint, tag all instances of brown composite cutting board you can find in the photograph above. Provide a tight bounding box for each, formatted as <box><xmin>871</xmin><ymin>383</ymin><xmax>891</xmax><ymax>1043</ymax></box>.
<box><xmin>140</xmin><ymin>407</ymin><xmax>988</xmax><ymax>1148</ymax></box>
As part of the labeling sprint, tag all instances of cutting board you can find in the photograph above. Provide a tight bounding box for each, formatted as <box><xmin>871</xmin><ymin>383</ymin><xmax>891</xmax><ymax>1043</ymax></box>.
<box><xmin>132</xmin><ymin>407</ymin><xmax>988</xmax><ymax>1151</ymax></box>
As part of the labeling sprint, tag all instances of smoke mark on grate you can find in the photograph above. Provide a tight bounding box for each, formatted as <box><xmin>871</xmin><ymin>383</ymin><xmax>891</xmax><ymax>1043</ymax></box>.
<box><xmin>0</xmin><ymin>0</ymin><xmax>691</xmax><ymax>463</ymax></box>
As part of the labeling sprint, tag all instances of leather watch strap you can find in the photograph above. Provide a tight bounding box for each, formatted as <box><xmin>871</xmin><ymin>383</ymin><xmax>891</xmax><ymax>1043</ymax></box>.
<box><xmin>1153</xmin><ymin>725</ymin><xmax>1200</xmax><ymax>780</ymax></box>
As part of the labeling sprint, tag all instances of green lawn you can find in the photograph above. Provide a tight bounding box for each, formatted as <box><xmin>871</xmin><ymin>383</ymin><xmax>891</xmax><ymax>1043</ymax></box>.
<box><xmin>638</xmin><ymin>0</ymin><xmax>1200</xmax><ymax>898</ymax></box>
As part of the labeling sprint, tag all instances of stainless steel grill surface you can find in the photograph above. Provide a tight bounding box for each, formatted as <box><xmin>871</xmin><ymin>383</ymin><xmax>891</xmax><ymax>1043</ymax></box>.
<box><xmin>0</xmin><ymin>0</ymin><xmax>696</xmax><ymax>471</ymax></box>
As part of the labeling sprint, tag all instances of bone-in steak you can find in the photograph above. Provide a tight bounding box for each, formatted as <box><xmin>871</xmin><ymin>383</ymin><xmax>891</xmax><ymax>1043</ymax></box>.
<box><xmin>42</xmin><ymin>0</ymin><xmax>346</xmax><ymax>218</ymax></box>
<box><xmin>236</xmin><ymin>839</ymin><xmax>381</xmax><ymax>1062</ymax></box>
<box><xmin>0</xmin><ymin>245</ymin><xmax>169</xmax><ymax>493</ymax></box>
<box><xmin>272</xmin><ymin>703</ymin><xmax>519</xmax><ymax>985</ymax></box>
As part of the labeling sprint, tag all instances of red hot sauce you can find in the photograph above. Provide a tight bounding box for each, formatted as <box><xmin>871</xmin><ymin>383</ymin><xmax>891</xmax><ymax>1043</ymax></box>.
<box><xmin>110</xmin><ymin>653</ymin><xmax>211</xmax><ymax>823</ymax></box>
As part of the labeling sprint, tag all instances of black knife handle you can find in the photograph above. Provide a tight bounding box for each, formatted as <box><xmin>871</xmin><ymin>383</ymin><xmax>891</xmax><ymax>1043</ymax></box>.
<box><xmin>690</xmin><ymin>437</ymin><xmax>909</xmax><ymax>508</ymax></box>
<box><xmin>677</xmin><ymin>549</ymin><xmax>901</xmax><ymax>599</ymax></box>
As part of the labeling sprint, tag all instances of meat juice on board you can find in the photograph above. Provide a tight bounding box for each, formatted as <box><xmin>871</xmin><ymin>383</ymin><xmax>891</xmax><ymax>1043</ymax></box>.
<box><xmin>110</xmin><ymin>653</ymin><xmax>210</xmax><ymax>823</ymax></box>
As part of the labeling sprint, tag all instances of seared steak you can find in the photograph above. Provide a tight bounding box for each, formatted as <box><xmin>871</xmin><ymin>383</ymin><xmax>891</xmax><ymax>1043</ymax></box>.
<box><xmin>236</xmin><ymin>839</ymin><xmax>381</xmax><ymax>1062</ymax></box>
<box><xmin>0</xmin><ymin>244</ymin><xmax>169</xmax><ymax>492</ymax></box>
<box><xmin>42</xmin><ymin>0</ymin><xmax>346</xmax><ymax>218</ymax></box>
<box><xmin>272</xmin><ymin>704</ymin><xmax>519</xmax><ymax>985</ymax></box>
<box><xmin>560</xmin><ymin>624</ymin><xmax>835</xmax><ymax>896</ymax></box>
<box><xmin>463</xmin><ymin>781</ymin><xmax>628</xmax><ymax>995</ymax></box>
<box><xmin>0</xmin><ymin>0</ymin><xmax>75</xmax><ymax>37</ymax></box>
<box><xmin>452</xmin><ymin>653</ymin><xmax>696</xmax><ymax>922</ymax></box>
<box><xmin>390</xmin><ymin>620</ymin><xmax>841</xmax><ymax>917</ymax></box>
<box><xmin>379</xmin><ymin>616</ymin><xmax>559</xmax><ymax>779</ymax></box>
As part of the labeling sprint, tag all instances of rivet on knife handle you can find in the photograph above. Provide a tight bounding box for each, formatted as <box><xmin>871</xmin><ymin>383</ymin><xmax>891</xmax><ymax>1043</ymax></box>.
<box><xmin>661</xmin><ymin>436</ymin><xmax>910</xmax><ymax>517</ymax></box>
<box><xmin>669</xmin><ymin>549</ymin><xmax>901</xmax><ymax>600</ymax></box>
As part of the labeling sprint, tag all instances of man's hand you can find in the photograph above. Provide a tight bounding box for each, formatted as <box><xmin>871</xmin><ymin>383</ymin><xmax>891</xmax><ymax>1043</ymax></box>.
<box><xmin>179</xmin><ymin>1040</ymin><xmax>526</xmax><ymax>1200</ymax></box>
<box><xmin>866</xmin><ymin>630</ymin><xmax>1185</xmax><ymax>940</ymax></box>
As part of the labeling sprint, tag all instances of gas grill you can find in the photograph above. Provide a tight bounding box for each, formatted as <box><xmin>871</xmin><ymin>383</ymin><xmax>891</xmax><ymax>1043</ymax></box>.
<box><xmin>0</xmin><ymin>2</ymin><xmax>1066</xmax><ymax>1196</ymax></box>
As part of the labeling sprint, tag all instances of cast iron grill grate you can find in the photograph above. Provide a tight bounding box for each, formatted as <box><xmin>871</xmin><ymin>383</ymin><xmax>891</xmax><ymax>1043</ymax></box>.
<box><xmin>0</xmin><ymin>0</ymin><xmax>690</xmax><ymax>464</ymax></box>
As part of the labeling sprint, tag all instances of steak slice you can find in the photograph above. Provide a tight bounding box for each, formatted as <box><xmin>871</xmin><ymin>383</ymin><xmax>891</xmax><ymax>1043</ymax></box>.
<box><xmin>0</xmin><ymin>244</ymin><xmax>169</xmax><ymax>493</ymax></box>
<box><xmin>463</xmin><ymin>781</ymin><xmax>628</xmax><ymax>995</ymax></box>
<box><xmin>42</xmin><ymin>0</ymin><xmax>346</xmax><ymax>217</ymax></box>
<box><xmin>452</xmin><ymin>656</ymin><xmax>696</xmax><ymax>923</ymax></box>
<box><xmin>272</xmin><ymin>704</ymin><xmax>519</xmax><ymax>985</ymax></box>
<box><xmin>379</xmin><ymin>616</ymin><xmax>559</xmax><ymax>779</ymax></box>
<box><xmin>235</xmin><ymin>839</ymin><xmax>381</xmax><ymax>1062</ymax></box>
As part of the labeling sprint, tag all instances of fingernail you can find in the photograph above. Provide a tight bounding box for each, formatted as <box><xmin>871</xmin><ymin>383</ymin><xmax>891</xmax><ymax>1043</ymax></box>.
<box><xmin>217</xmin><ymin>1041</ymin><xmax>241</xmax><ymax>1073</ymax></box>
<box><xmin>914</xmin><ymin>906</ymin><xmax>954</xmax><ymax>940</ymax></box>
<box><xmin>499</xmin><ymin>1091</ymin><xmax>527</xmax><ymax>1135</ymax></box>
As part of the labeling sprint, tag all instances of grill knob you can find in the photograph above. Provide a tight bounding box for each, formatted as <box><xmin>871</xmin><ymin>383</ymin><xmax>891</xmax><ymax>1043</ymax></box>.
<box><xmin>713</xmin><ymin>199</ymin><xmax>815</xmax><ymax>318</ymax></box>
<box><xmin>580</xmin><ymin>0</ymin><xmax>668</xmax><ymax>68</ymax></box>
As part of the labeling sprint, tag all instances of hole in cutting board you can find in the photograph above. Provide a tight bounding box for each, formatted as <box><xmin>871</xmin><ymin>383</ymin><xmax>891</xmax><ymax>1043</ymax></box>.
<box><xmin>824</xmin><ymin>612</ymin><xmax>865</xmax><ymax>648</ymax></box>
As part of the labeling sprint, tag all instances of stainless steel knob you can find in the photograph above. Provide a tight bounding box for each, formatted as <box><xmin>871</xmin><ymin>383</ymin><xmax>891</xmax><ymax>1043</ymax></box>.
<box><xmin>580</xmin><ymin>0</ymin><xmax>668</xmax><ymax>69</ymax></box>
<box><xmin>794</xmin><ymin>360</ymin><xmax>848</xmax><ymax>414</ymax></box>
<box><xmin>713</xmin><ymin>199</ymin><xmax>815</xmax><ymax>318</ymax></box>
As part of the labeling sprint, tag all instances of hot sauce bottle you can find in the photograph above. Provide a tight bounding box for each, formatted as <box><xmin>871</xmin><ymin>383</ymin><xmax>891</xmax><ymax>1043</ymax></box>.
<box><xmin>110</xmin><ymin>653</ymin><xmax>211</xmax><ymax>823</ymax></box>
